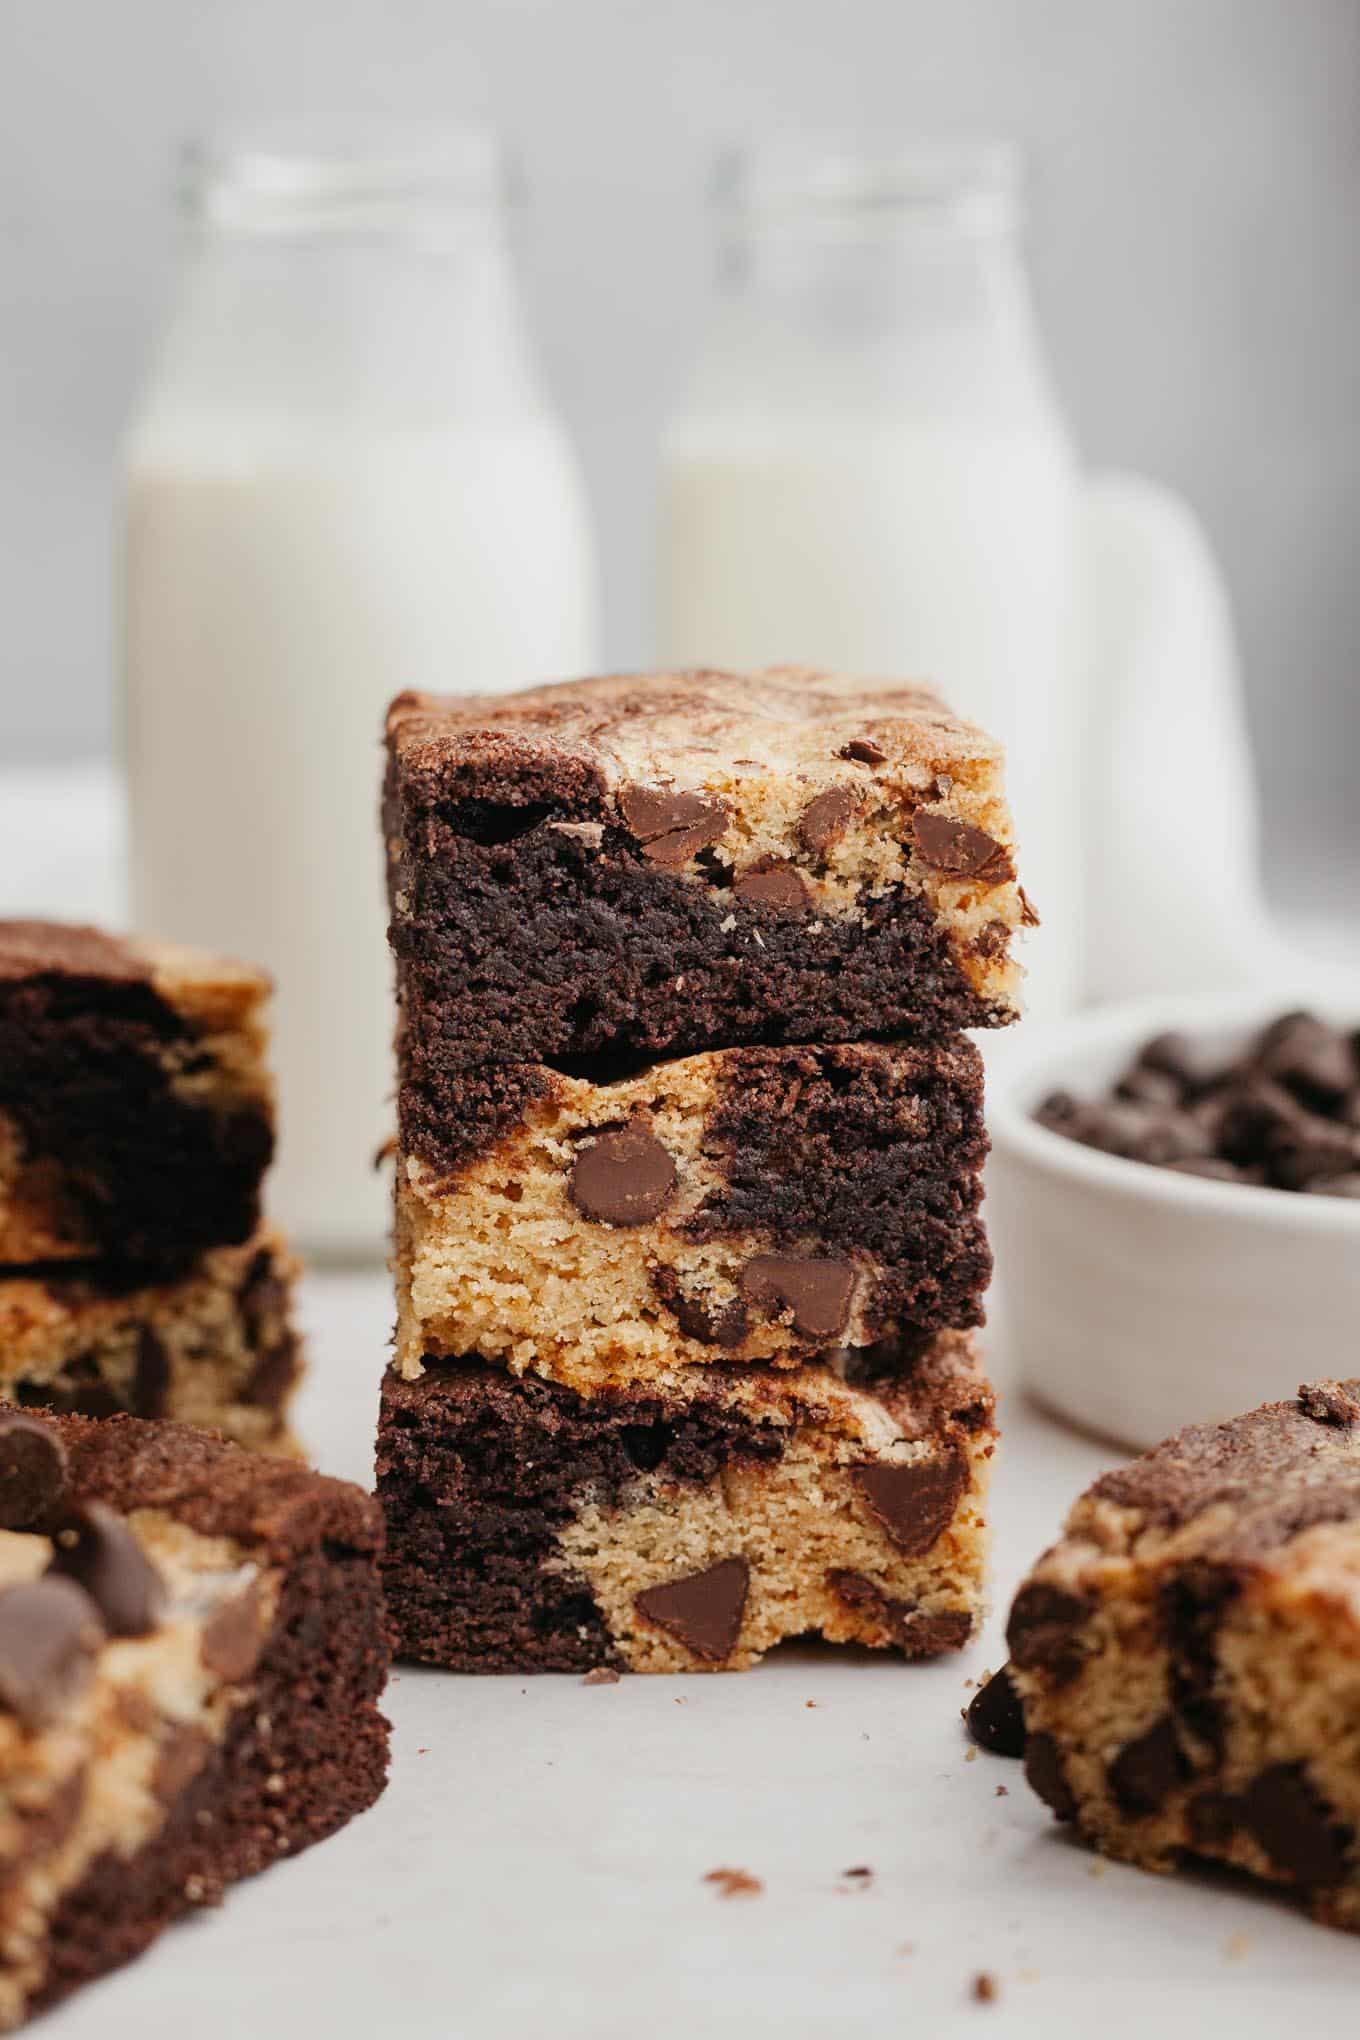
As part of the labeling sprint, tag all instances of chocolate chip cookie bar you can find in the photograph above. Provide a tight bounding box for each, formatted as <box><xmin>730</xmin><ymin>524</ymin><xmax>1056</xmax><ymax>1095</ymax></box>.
<box><xmin>0</xmin><ymin>1409</ymin><xmax>388</xmax><ymax>2024</ymax></box>
<box><xmin>396</xmin><ymin>1039</ymin><xmax>989</xmax><ymax>1390</ymax></box>
<box><xmin>0</xmin><ymin>922</ymin><xmax>274</xmax><ymax>1265</ymax></box>
<box><xmin>376</xmin><ymin>1329</ymin><xmax>993</xmax><ymax>1674</ymax></box>
<box><xmin>385</xmin><ymin>668</ymin><xmax>1031</xmax><ymax>1090</ymax></box>
<box><xmin>0</xmin><ymin>1231</ymin><xmax>302</xmax><ymax>1455</ymax></box>
<box><xmin>997</xmin><ymin>1381</ymin><xmax>1360</xmax><ymax>1930</ymax></box>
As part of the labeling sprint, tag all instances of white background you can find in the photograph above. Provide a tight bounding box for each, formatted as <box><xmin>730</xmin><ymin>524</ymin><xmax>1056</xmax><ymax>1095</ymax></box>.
<box><xmin>2</xmin><ymin>0</ymin><xmax>1359</xmax><ymax>894</ymax></box>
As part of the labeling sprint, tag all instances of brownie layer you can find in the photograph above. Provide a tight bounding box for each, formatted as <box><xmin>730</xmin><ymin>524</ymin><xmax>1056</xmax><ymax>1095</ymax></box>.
<box><xmin>396</xmin><ymin>1040</ymin><xmax>989</xmax><ymax>1385</ymax></box>
<box><xmin>376</xmin><ymin>1333</ymin><xmax>994</xmax><ymax>1674</ymax></box>
<box><xmin>0</xmin><ymin>921</ymin><xmax>274</xmax><ymax>1264</ymax></box>
<box><xmin>1001</xmin><ymin>1380</ymin><xmax>1360</xmax><ymax>1932</ymax></box>
<box><xmin>0</xmin><ymin>1412</ymin><xmax>389</xmax><ymax>2021</ymax></box>
<box><xmin>386</xmin><ymin>668</ymin><xmax>1030</xmax><ymax>1086</ymax></box>
<box><xmin>0</xmin><ymin>1231</ymin><xmax>303</xmax><ymax>1455</ymax></box>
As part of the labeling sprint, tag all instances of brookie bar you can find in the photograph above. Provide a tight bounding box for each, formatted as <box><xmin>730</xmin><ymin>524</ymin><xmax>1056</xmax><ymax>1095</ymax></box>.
<box><xmin>0</xmin><ymin>921</ymin><xmax>274</xmax><ymax>1265</ymax></box>
<box><xmin>376</xmin><ymin>1330</ymin><xmax>994</xmax><ymax>1674</ymax></box>
<box><xmin>0</xmin><ymin>1231</ymin><xmax>303</xmax><ymax>1456</ymax></box>
<box><xmin>994</xmin><ymin>1380</ymin><xmax>1360</xmax><ymax>1931</ymax></box>
<box><xmin>0</xmin><ymin>1409</ymin><xmax>389</xmax><ymax>2025</ymax></box>
<box><xmin>385</xmin><ymin>668</ymin><xmax>1031</xmax><ymax>1100</ymax></box>
<box><xmin>395</xmin><ymin>1038</ymin><xmax>990</xmax><ymax>1390</ymax></box>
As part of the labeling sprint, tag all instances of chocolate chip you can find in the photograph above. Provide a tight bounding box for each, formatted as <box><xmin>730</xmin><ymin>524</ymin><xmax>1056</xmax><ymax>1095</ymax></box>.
<box><xmin>618</xmin><ymin>786</ymin><xmax>729</xmax><ymax>866</ymax></box>
<box><xmin>200</xmin><ymin>1578</ymin><xmax>267</xmax><ymax>1681</ymax></box>
<box><xmin>1254</xmin><ymin>1012</ymin><xmax>1356</xmax><ymax>1112</ymax></box>
<box><xmin>153</xmin><ymin>1723</ymin><xmax>211</xmax><ymax>1803</ymax></box>
<box><xmin>1139</xmin><ymin>1031</ymin><xmax>1230</xmax><ymax>1094</ymax></box>
<box><xmin>650</xmin><ymin>1269</ymin><xmax>749</xmax><ymax>1348</ymax></box>
<box><xmin>966</xmin><ymin>1665</ymin><xmax>1026</xmax><ymax>1758</ymax></box>
<box><xmin>797</xmin><ymin>786</ymin><xmax>858</xmax><ymax>856</ymax></box>
<box><xmin>1006</xmin><ymin>1582</ymin><xmax>1090</xmax><ymax>1680</ymax></box>
<box><xmin>0</xmin><ymin>1415</ymin><xmax>68</xmax><ymax>1529</ymax></box>
<box><xmin>1024</xmin><ymin>1731</ymin><xmax>1077</xmax><ymax>1821</ymax></box>
<box><xmin>839</xmin><ymin>738</ymin><xmax>886</xmax><ymax>765</ymax></box>
<box><xmin>569</xmin><ymin>1122</ymin><xmax>678</xmax><ymax>1227</ymax></box>
<box><xmin>1299</xmin><ymin>1381</ymin><xmax>1360</xmax><ymax>1428</ymax></box>
<box><xmin>1239</xmin><ymin>1763</ymin><xmax>1352</xmax><ymax>1885</ymax></box>
<box><xmin>1114</xmin><ymin>1063</ymin><xmax>1184</xmax><ymax>1110</ymax></box>
<box><xmin>0</xmin><ymin>1578</ymin><xmax>105</xmax><ymax>1728</ymax></box>
<box><xmin>1108</xmin><ymin>1716</ymin><xmax>1187</xmax><ymax>1818</ymax></box>
<box><xmin>825</xmin><ymin>1572</ymin><xmax>972</xmax><ymax>1656</ymax></box>
<box><xmin>851</xmin><ymin>1451</ymin><xmax>966</xmax><ymax>1556</ymax></box>
<box><xmin>635</xmin><ymin>1557</ymin><xmax>749</xmax><ymax>1662</ymax></box>
<box><xmin>733</xmin><ymin>860</ymin><xmax>809</xmax><ymax>910</ymax></box>
<box><xmin>48</xmin><ymin>1503</ymin><xmax>166</xmax><ymax>1638</ymax></box>
<box><xmin>910</xmin><ymin>809</ymin><xmax>1014</xmax><ymax>883</ymax></box>
<box><xmin>738</xmin><ymin>1254</ymin><xmax>855</xmax><ymax>1341</ymax></box>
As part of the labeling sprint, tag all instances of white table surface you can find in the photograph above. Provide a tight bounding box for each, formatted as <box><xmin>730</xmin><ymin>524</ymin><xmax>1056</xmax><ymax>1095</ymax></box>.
<box><xmin>28</xmin><ymin>1269</ymin><xmax>1358</xmax><ymax>2040</ymax></box>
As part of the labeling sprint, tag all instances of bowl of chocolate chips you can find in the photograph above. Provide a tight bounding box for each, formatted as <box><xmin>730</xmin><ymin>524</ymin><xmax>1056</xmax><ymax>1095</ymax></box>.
<box><xmin>986</xmin><ymin>998</ymin><xmax>1360</xmax><ymax>1449</ymax></box>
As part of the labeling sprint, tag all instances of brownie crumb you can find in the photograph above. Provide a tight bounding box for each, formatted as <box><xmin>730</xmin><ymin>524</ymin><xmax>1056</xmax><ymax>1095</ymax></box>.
<box><xmin>972</xmin><ymin>1972</ymin><xmax>999</xmax><ymax>2004</ymax></box>
<box><xmin>582</xmin><ymin>1665</ymin><xmax>620</xmax><ymax>1686</ymax></box>
<box><xmin>705</xmin><ymin>1867</ymin><xmax>763</xmax><ymax>1898</ymax></box>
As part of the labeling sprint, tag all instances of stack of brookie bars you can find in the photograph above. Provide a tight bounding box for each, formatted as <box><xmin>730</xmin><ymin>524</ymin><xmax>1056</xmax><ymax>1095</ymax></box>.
<box><xmin>376</xmin><ymin>666</ymin><xmax>1033</xmax><ymax>1672</ymax></box>
<box><xmin>0</xmin><ymin>921</ymin><xmax>302</xmax><ymax>1453</ymax></box>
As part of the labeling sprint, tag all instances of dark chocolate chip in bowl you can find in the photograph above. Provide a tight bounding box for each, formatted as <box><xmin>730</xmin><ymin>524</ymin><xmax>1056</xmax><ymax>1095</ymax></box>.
<box><xmin>49</xmin><ymin>1503</ymin><xmax>166</xmax><ymax>1638</ymax></box>
<box><xmin>569</xmin><ymin>1121</ymin><xmax>678</xmax><ymax>1228</ymax></box>
<box><xmin>617</xmin><ymin>786</ymin><xmax>729</xmax><ymax>867</ymax></box>
<box><xmin>1239</xmin><ymin>1763</ymin><xmax>1352</xmax><ymax>1885</ymax></box>
<box><xmin>850</xmin><ymin>1452</ymin><xmax>966</xmax><ymax>1556</ymax></box>
<box><xmin>1024</xmin><ymin>1730</ymin><xmax>1077</xmax><ymax>1821</ymax></box>
<box><xmin>1254</xmin><ymin>1012</ymin><xmax>1356</xmax><ymax>1112</ymax></box>
<box><xmin>1138</xmin><ymin>1030</ymin><xmax>1231</xmax><ymax>1094</ymax></box>
<box><xmin>1108</xmin><ymin>1715</ymin><xmax>1188</xmax><ymax>1818</ymax></box>
<box><xmin>635</xmin><ymin>1556</ymin><xmax>749</xmax><ymax>1662</ymax></box>
<box><xmin>0</xmin><ymin>1415</ymin><xmax>68</xmax><ymax>1530</ymax></box>
<box><xmin>738</xmin><ymin>1254</ymin><xmax>855</xmax><ymax>1341</ymax></box>
<box><xmin>1006</xmin><ymin>1582</ymin><xmax>1090</xmax><ymax>1680</ymax></box>
<box><xmin>733</xmin><ymin>860</ymin><xmax>809</xmax><ymax>910</ymax></box>
<box><xmin>839</xmin><ymin>738</ymin><xmax>886</xmax><ymax>765</ymax></box>
<box><xmin>966</xmin><ymin>1665</ymin><xmax>1026</xmax><ymax>1758</ymax></box>
<box><xmin>797</xmin><ymin>786</ymin><xmax>858</xmax><ymax>856</ymax></box>
<box><xmin>0</xmin><ymin>1578</ymin><xmax>105</xmax><ymax>1729</ymax></box>
<box><xmin>910</xmin><ymin>809</ymin><xmax>1014</xmax><ymax>883</ymax></box>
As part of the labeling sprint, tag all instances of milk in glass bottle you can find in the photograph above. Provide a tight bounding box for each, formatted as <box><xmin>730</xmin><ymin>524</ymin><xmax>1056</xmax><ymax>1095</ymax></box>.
<box><xmin>660</xmin><ymin>144</ymin><xmax>1080</xmax><ymax>1012</ymax></box>
<box><xmin>124</xmin><ymin>130</ymin><xmax>598</xmax><ymax>1255</ymax></box>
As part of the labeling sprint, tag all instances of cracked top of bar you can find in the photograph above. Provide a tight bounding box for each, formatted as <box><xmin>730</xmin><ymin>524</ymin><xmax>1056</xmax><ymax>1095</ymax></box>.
<box><xmin>385</xmin><ymin>667</ymin><xmax>1031</xmax><ymax>1072</ymax></box>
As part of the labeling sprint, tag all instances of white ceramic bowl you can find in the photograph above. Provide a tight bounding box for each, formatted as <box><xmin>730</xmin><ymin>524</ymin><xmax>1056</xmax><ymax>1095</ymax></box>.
<box><xmin>985</xmin><ymin>995</ymin><xmax>1360</xmax><ymax>1450</ymax></box>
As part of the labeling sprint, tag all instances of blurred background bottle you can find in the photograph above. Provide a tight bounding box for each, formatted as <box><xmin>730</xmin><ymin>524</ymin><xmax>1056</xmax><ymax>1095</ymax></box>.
<box><xmin>659</xmin><ymin>144</ymin><xmax>1084</xmax><ymax>1013</ymax></box>
<box><xmin>123</xmin><ymin>127</ymin><xmax>598</xmax><ymax>1259</ymax></box>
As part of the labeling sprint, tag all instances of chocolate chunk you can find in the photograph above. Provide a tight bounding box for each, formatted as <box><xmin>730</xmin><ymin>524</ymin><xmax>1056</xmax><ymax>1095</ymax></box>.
<box><xmin>839</xmin><ymin>738</ymin><xmax>886</xmax><ymax>765</ymax></box>
<box><xmin>1239</xmin><ymin>1763</ymin><xmax>1352</xmax><ymax>1885</ymax></box>
<box><xmin>825</xmin><ymin>1571</ymin><xmax>972</xmax><ymax>1656</ymax></box>
<box><xmin>635</xmin><ymin>1557</ymin><xmax>749</xmax><ymax>1662</ymax></box>
<box><xmin>0</xmin><ymin>1415</ymin><xmax>68</xmax><ymax>1529</ymax></box>
<box><xmin>1187</xmin><ymin>1789</ymin><xmax>1240</xmax><ymax>1849</ymax></box>
<box><xmin>0</xmin><ymin>1578</ymin><xmax>105</xmax><ymax>1728</ymax></box>
<box><xmin>650</xmin><ymin>1269</ymin><xmax>749</xmax><ymax>1348</ymax></box>
<box><xmin>966</xmin><ymin>1665</ymin><xmax>1026</xmax><ymax>1758</ymax></box>
<box><xmin>910</xmin><ymin>809</ymin><xmax>1013</xmax><ymax>883</ymax></box>
<box><xmin>200</xmin><ymin>1577</ymin><xmax>267</xmax><ymax>1681</ymax></box>
<box><xmin>851</xmin><ymin>1451</ymin><xmax>966</xmax><ymax>1556</ymax></box>
<box><xmin>1108</xmin><ymin>1716</ymin><xmax>1187</xmax><ymax>1818</ymax></box>
<box><xmin>618</xmin><ymin>786</ymin><xmax>729</xmax><ymax>866</ymax></box>
<box><xmin>132</xmin><ymin>1328</ymin><xmax>172</xmax><ymax>1419</ymax></box>
<box><xmin>1006</xmin><ymin>1582</ymin><xmax>1090</xmax><ymax>1680</ymax></box>
<box><xmin>569</xmin><ymin>1121</ymin><xmax>678</xmax><ymax>1227</ymax></box>
<box><xmin>1163</xmin><ymin>1565</ymin><xmax>1236</xmax><ymax>1755</ymax></box>
<box><xmin>733</xmin><ymin>860</ymin><xmax>809</xmax><ymax>911</ymax></box>
<box><xmin>1024</xmin><ymin>1731</ymin><xmax>1077</xmax><ymax>1821</ymax></box>
<box><xmin>49</xmin><ymin>1502</ymin><xmax>166</xmax><ymax>1638</ymax></box>
<box><xmin>1299</xmin><ymin>1381</ymin><xmax>1360</xmax><ymax>1428</ymax></box>
<box><xmin>738</xmin><ymin>1254</ymin><xmax>855</xmax><ymax>1341</ymax></box>
<box><xmin>797</xmin><ymin>786</ymin><xmax>858</xmax><ymax>856</ymax></box>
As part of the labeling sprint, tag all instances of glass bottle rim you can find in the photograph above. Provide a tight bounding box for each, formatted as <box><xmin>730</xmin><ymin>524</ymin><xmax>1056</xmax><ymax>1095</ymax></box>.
<box><xmin>713</xmin><ymin>138</ymin><xmax>1021</xmax><ymax>235</ymax></box>
<box><xmin>179</xmin><ymin>121</ymin><xmax>513</xmax><ymax>234</ymax></box>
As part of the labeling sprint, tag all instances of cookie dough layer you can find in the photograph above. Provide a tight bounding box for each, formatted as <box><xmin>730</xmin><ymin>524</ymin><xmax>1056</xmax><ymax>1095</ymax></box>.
<box><xmin>396</xmin><ymin>1039</ymin><xmax>988</xmax><ymax>1387</ymax></box>
<box><xmin>0</xmin><ymin>1414</ymin><xmax>389</xmax><ymax>2024</ymax></box>
<box><xmin>0</xmin><ymin>1232</ymin><xmax>303</xmax><ymax>1456</ymax></box>
<box><xmin>386</xmin><ymin>670</ymin><xmax>1030</xmax><ymax>1154</ymax></box>
<box><xmin>1005</xmin><ymin>1380</ymin><xmax>1360</xmax><ymax>1932</ymax></box>
<box><xmin>0</xmin><ymin>921</ymin><xmax>274</xmax><ymax>1265</ymax></box>
<box><xmin>376</xmin><ymin>1331</ymin><xmax>994</xmax><ymax>1674</ymax></box>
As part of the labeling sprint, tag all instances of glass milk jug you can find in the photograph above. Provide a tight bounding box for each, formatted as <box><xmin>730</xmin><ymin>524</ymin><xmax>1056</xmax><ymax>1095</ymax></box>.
<box><xmin>660</xmin><ymin>144</ymin><xmax>1084</xmax><ymax>1013</ymax></box>
<box><xmin>123</xmin><ymin>130</ymin><xmax>598</xmax><ymax>1257</ymax></box>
